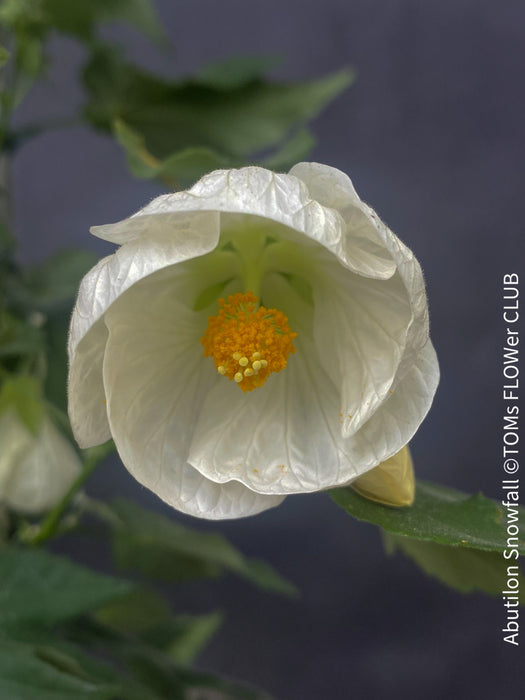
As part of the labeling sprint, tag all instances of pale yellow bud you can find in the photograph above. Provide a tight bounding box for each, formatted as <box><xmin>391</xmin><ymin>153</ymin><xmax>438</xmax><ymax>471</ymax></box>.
<box><xmin>351</xmin><ymin>445</ymin><xmax>415</xmax><ymax>507</ymax></box>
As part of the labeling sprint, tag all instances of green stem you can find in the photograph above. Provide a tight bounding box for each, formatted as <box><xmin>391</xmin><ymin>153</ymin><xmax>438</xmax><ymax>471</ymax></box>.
<box><xmin>29</xmin><ymin>441</ymin><xmax>115</xmax><ymax>546</ymax></box>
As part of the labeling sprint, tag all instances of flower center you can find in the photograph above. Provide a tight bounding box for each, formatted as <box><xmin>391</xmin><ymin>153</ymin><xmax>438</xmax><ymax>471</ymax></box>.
<box><xmin>201</xmin><ymin>291</ymin><xmax>297</xmax><ymax>392</ymax></box>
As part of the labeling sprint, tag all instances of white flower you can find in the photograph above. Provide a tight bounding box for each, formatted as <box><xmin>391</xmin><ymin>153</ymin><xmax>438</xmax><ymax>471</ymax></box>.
<box><xmin>0</xmin><ymin>409</ymin><xmax>81</xmax><ymax>514</ymax></box>
<box><xmin>68</xmin><ymin>163</ymin><xmax>439</xmax><ymax>520</ymax></box>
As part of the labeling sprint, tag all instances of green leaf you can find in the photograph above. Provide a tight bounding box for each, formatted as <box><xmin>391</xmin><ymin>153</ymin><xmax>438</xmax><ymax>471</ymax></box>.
<box><xmin>0</xmin><ymin>311</ymin><xmax>45</xmax><ymax>361</ymax></box>
<box><xmin>195</xmin><ymin>54</ymin><xmax>282</xmax><ymax>90</ymax></box>
<box><xmin>0</xmin><ymin>375</ymin><xmax>43</xmax><ymax>435</ymax></box>
<box><xmin>70</xmin><ymin>617</ymin><xmax>269</xmax><ymax>700</ymax></box>
<box><xmin>105</xmin><ymin>499</ymin><xmax>298</xmax><ymax>596</ymax></box>
<box><xmin>42</xmin><ymin>313</ymin><xmax>69</xmax><ymax>411</ymax></box>
<box><xmin>42</xmin><ymin>0</ymin><xmax>164</xmax><ymax>42</ymax></box>
<box><xmin>94</xmin><ymin>589</ymin><xmax>171</xmax><ymax>637</ymax></box>
<box><xmin>95</xmin><ymin>587</ymin><xmax>222</xmax><ymax>663</ymax></box>
<box><xmin>0</xmin><ymin>639</ymin><xmax>117</xmax><ymax>700</ymax></box>
<box><xmin>114</xmin><ymin>119</ymin><xmax>230</xmax><ymax>187</ymax></box>
<box><xmin>0</xmin><ymin>547</ymin><xmax>133</xmax><ymax>633</ymax></box>
<box><xmin>167</xmin><ymin>612</ymin><xmax>223</xmax><ymax>666</ymax></box>
<box><xmin>22</xmin><ymin>248</ymin><xmax>97</xmax><ymax>314</ymax></box>
<box><xmin>0</xmin><ymin>44</ymin><xmax>10</xmax><ymax>68</ymax></box>
<box><xmin>0</xmin><ymin>0</ymin><xmax>45</xmax><ymax>27</ymax></box>
<box><xmin>261</xmin><ymin>128</ymin><xmax>316</xmax><ymax>171</ymax></box>
<box><xmin>0</xmin><ymin>222</ymin><xmax>16</xmax><ymax>257</ymax></box>
<box><xmin>0</xmin><ymin>549</ymin><xmax>266</xmax><ymax>699</ymax></box>
<box><xmin>331</xmin><ymin>479</ymin><xmax>525</xmax><ymax>554</ymax></box>
<box><xmin>0</xmin><ymin>505</ymin><xmax>9</xmax><ymax>545</ymax></box>
<box><xmin>175</xmin><ymin>667</ymin><xmax>271</xmax><ymax>700</ymax></box>
<box><xmin>0</xmin><ymin>1</ymin><xmax>48</xmax><ymax>109</ymax></box>
<box><xmin>384</xmin><ymin>532</ymin><xmax>524</xmax><ymax>597</ymax></box>
<box><xmin>84</xmin><ymin>47</ymin><xmax>353</xmax><ymax>163</ymax></box>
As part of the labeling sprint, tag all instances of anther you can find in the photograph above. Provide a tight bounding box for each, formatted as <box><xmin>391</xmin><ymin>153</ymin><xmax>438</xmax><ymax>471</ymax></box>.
<box><xmin>201</xmin><ymin>291</ymin><xmax>297</xmax><ymax>393</ymax></box>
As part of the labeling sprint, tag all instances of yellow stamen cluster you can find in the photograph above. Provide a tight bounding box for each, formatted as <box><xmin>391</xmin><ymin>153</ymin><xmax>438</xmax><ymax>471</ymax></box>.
<box><xmin>201</xmin><ymin>291</ymin><xmax>297</xmax><ymax>392</ymax></box>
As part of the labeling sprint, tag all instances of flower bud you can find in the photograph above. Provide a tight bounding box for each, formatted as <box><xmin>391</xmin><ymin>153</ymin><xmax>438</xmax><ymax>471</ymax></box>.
<box><xmin>351</xmin><ymin>445</ymin><xmax>415</xmax><ymax>507</ymax></box>
<box><xmin>0</xmin><ymin>406</ymin><xmax>81</xmax><ymax>515</ymax></box>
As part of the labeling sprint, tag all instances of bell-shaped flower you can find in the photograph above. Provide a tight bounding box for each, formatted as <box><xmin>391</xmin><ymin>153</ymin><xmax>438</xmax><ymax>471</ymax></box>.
<box><xmin>68</xmin><ymin>163</ymin><xmax>439</xmax><ymax>519</ymax></box>
<box><xmin>0</xmin><ymin>406</ymin><xmax>81</xmax><ymax>514</ymax></box>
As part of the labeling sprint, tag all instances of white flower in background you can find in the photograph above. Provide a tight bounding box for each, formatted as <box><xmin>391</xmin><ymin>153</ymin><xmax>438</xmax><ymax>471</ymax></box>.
<box><xmin>0</xmin><ymin>409</ymin><xmax>81</xmax><ymax>514</ymax></box>
<box><xmin>68</xmin><ymin>163</ymin><xmax>439</xmax><ymax>520</ymax></box>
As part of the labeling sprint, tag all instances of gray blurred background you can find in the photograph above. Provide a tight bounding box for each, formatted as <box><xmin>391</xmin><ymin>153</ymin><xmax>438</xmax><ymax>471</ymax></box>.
<box><xmin>12</xmin><ymin>0</ymin><xmax>524</xmax><ymax>698</ymax></box>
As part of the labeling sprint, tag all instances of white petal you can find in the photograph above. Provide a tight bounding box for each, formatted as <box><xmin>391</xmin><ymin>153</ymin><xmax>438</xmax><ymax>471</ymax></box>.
<box><xmin>289</xmin><ymin>162</ymin><xmax>397</xmax><ymax>279</ymax></box>
<box><xmin>68</xmin><ymin>211</ymin><xmax>220</xmax><ymax>447</ymax></box>
<box><xmin>189</xmin><ymin>276</ymin><xmax>439</xmax><ymax>495</ymax></box>
<box><xmin>151</xmin><ymin>463</ymin><xmax>285</xmax><ymax>520</ymax></box>
<box><xmin>312</xmin><ymin>258</ymin><xmax>411</xmax><ymax>437</ymax></box>
<box><xmin>91</xmin><ymin>167</ymin><xmax>394</xmax><ymax>282</ymax></box>
<box><xmin>345</xmin><ymin>340</ymin><xmax>440</xmax><ymax>473</ymax></box>
<box><xmin>188</xmin><ymin>344</ymin><xmax>357</xmax><ymax>495</ymax></box>
<box><xmin>3</xmin><ymin>416</ymin><xmax>82</xmax><ymax>515</ymax></box>
<box><xmin>289</xmin><ymin>162</ymin><xmax>430</xmax><ymax>387</ymax></box>
<box><xmin>188</xmin><ymin>275</ymin><xmax>360</xmax><ymax>494</ymax></box>
<box><xmin>101</xmin><ymin>269</ymin><xmax>283</xmax><ymax>519</ymax></box>
<box><xmin>91</xmin><ymin>208</ymin><xmax>220</xmax><ymax>247</ymax></box>
<box><xmin>68</xmin><ymin>319</ymin><xmax>111</xmax><ymax>448</ymax></box>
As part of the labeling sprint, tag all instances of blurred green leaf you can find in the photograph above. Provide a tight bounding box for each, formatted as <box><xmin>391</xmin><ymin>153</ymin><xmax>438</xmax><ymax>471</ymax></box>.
<box><xmin>0</xmin><ymin>0</ymin><xmax>162</xmax><ymax>43</ymax></box>
<box><xmin>85</xmin><ymin>47</ymin><xmax>353</xmax><ymax>166</ymax></box>
<box><xmin>384</xmin><ymin>532</ymin><xmax>524</xmax><ymax>597</ymax></box>
<box><xmin>0</xmin><ymin>311</ymin><xmax>45</xmax><ymax>361</ymax></box>
<box><xmin>69</xmin><ymin>617</ymin><xmax>270</xmax><ymax>700</ymax></box>
<box><xmin>1</xmin><ymin>249</ymin><xmax>94</xmax><ymax>407</ymax></box>
<box><xmin>0</xmin><ymin>374</ymin><xmax>43</xmax><ymax>435</ymax></box>
<box><xmin>175</xmin><ymin>667</ymin><xmax>271</xmax><ymax>700</ymax></box>
<box><xmin>0</xmin><ymin>0</ymin><xmax>44</xmax><ymax>27</ymax></box>
<box><xmin>0</xmin><ymin>222</ymin><xmax>15</xmax><ymax>258</ymax></box>
<box><xmin>167</xmin><ymin>612</ymin><xmax>223</xmax><ymax>666</ymax></box>
<box><xmin>42</xmin><ymin>313</ymin><xmax>69</xmax><ymax>411</ymax></box>
<box><xmin>0</xmin><ymin>44</ymin><xmax>10</xmax><ymax>68</ymax></box>
<box><xmin>0</xmin><ymin>1</ymin><xmax>48</xmax><ymax>109</ymax></box>
<box><xmin>0</xmin><ymin>0</ymin><xmax>163</xmax><ymax>121</ymax></box>
<box><xmin>41</xmin><ymin>0</ymin><xmax>164</xmax><ymax>43</ymax></box>
<box><xmin>96</xmin><ymin>588</ymin><xmax>223</xmax><ymax>665</ymax></box>
<box><xmin>0</xmin><ymin>639</ymin><xmax>118</xmax><ymax>700</ymax></box>
<box><xmin>262</xmin><ymin>128</ymin><xmax>316</xmax><ymax>171</ymax></box>
<box><xmin>106</xmin><ymin>499</ymin><xmax>298</xmax><ymax>596</ymax></box>
<box><xmin>0</xmin><ymin>544</ymin><xmax>268</xmax><ymax>698</ymax></box>
<box><xmin>94</xmin><ymin>588</ymin><xmax>173</xmax><ymax>638</ymax></box>
<box><xmin>332</xmin><ymin>480</ymin><xmax>525</xmax><ymax>554</ymax></box>
<box><xmin>114</xmin><ymin>118</ymin><xmax>230</xmax><ymax>186</ymax></box>
<box><xmin>21</xmin><ymin>248</ymin><xmax>97</xmax><ymax>314</ymax></box>
<box><xmin>0</xmin><ymin>547</ymin><xmax>133</xmax><ymax>634</ymax></box>
<box><xmin>155</xmin><ymin>146</ymin><xmax>229</xmax><ymax>186</ymax></box>
<box><xmin>0</xmin><ymin>505</ymin><xmax>8</xmax><ymax>544</ymax></box>
<box><xmin>195</xmin><ymin>54</ymin><xmax>282</xmax><ymax>90</ymax></box>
